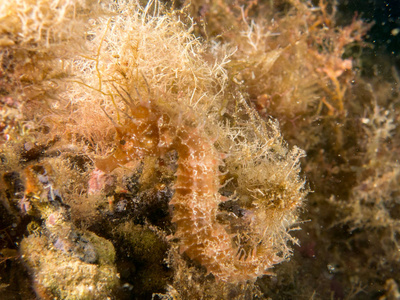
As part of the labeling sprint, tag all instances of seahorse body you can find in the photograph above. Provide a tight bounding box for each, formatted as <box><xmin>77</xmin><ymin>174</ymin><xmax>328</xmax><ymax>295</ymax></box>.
<box><xmin>96</xmin><ymin>100</ymin><xmax>280</xmax><ymax>282</ymax></box>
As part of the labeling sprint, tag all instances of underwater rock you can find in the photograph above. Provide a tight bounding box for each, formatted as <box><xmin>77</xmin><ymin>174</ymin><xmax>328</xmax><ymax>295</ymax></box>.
<box><xmin>20</xmin><ymin>231</ymin><xmax>118</xmax><ymax>299</ymax></box>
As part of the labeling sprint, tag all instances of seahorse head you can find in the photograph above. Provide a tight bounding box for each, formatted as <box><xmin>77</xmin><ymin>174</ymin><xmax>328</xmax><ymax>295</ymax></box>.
<box><xmin>120</xmin><ymin>105</ymin><xmax>162</xmax><ymax>154</ymax></box>
<box><xmin>95</xmin><ymin>104</ymin><xmax>164</xmax><ymax>172</ymax></box>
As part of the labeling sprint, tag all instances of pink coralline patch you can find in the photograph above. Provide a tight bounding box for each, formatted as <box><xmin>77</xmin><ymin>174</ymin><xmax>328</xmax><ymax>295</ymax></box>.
<box><xmin>88</xmin><ymin>168</ymin><xmax>116</xmax><ymax>195</ymax></box>
<box><xmin>46</xmin><ymin>212</ymin><xmax>63</xmax><ymax>227</ymax></box>
<box><xmin>19</xmin><ymin>196</ymin><xmax>32</xmax><ymax>215</ymax></box>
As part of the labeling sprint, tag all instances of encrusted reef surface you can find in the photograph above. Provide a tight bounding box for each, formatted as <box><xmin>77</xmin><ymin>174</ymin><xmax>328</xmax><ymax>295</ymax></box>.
<box><xmin>0</xmin><ymin>0</ymin><xmax>399</xmax><ymax>299</ymax></box>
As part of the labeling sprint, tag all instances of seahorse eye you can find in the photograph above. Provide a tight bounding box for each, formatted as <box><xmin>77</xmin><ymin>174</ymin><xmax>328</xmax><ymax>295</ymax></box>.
<box><xmin>119</xmin><ymin>139</ymin><xmax>126</xmax><ymax>145</ymax></box>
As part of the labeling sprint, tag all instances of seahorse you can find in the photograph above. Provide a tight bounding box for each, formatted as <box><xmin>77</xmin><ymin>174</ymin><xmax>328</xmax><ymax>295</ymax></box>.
<box><xmin>95</xmin><ymin>89</ymin><xmax>281</xmax><ymax>282</ymax></box>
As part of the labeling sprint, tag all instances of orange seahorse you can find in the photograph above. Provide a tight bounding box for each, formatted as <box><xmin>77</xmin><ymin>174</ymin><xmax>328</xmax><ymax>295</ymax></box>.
<box><xmin>95</xmin><ymin>88</ymin><xmax>281</xmax><ymax>282</ymax></box>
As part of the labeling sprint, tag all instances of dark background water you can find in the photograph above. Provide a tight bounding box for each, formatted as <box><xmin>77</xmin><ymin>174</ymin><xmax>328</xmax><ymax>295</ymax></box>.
<box><xmin>338</xmin><ymin>0</ymin><xmax>400</xmax><ymax>70</ymax></box>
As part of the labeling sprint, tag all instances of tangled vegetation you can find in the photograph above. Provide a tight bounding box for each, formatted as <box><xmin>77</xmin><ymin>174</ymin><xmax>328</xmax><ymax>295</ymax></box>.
<box><xmin>0</xmin><ymin>0</ymin><xmax>399</xmax><ymax>299</ymax></box>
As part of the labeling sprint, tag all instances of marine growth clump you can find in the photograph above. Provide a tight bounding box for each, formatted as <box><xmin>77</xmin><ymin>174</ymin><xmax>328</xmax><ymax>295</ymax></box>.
<box><xmin>0</xmin><ymin>0</ymin><xmax>309</xmax><ymax>298</ymax></box>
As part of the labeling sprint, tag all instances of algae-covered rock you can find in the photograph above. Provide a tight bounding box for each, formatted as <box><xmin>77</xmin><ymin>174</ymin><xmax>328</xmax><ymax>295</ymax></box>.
<box><xmin>20</xmin><ymin>231</ymin><xmax>119</xmax><ymax>299</ymax></box>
